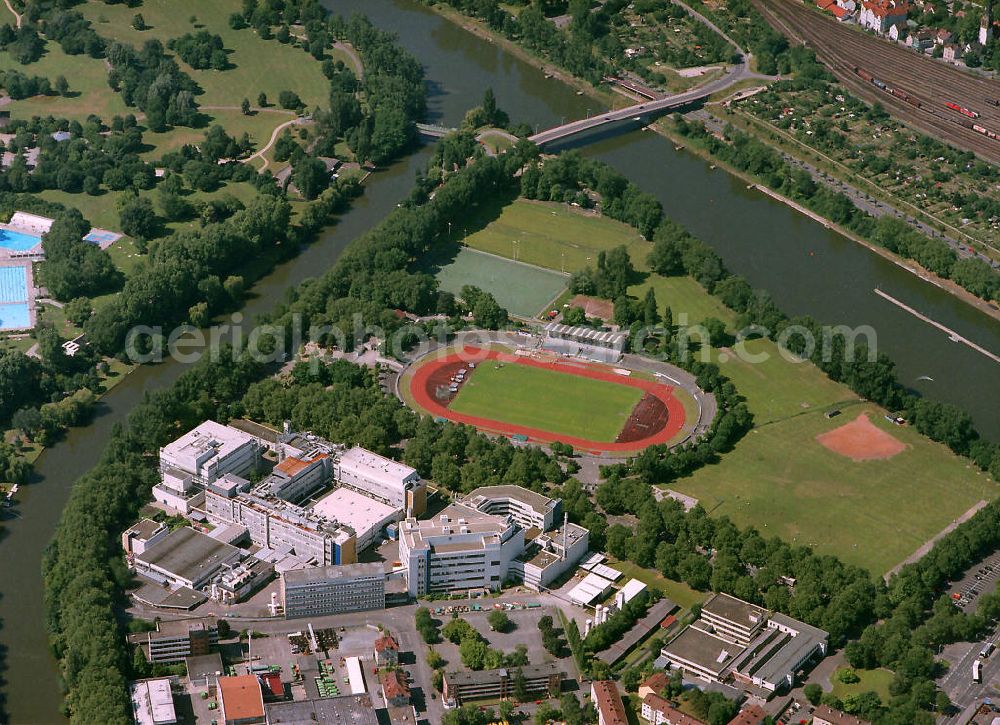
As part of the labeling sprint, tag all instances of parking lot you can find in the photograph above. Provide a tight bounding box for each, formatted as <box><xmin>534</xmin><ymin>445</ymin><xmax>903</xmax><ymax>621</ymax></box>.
<box><xmin>947</xmin><ymin>551</ymin><xmax>1000</xmax><ymax>613</ymax></box>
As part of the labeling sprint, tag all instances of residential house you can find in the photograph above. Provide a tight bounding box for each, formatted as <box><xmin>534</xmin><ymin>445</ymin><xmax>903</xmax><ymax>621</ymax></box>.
<box><xmin>859</xmin><ymin>0</ymin><xmax>909</xmax><ymax>33</ymax></box>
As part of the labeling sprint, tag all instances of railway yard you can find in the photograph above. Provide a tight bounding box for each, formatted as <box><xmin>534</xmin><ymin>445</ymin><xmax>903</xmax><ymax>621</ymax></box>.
<box><xmin>756</xmin><ymin>0</ymin><xmax>1000</xmax><ymax>164</ymax></box>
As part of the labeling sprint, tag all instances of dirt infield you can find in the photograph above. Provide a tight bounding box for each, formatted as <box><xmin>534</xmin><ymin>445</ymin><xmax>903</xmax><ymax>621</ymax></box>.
<box><xmin>409</xmin><ymin>346</ymin><xmax>686</xmax><ymax>453</ymax></box>
<box><xmin>618</xmin><ymin>392</ymin><xmax>670</xmax><ymax>444</ymax></box>
<box><xmin>816</xmin><ymin>412</ymin><xmax>907</xmax><ymax>461</ymax></box>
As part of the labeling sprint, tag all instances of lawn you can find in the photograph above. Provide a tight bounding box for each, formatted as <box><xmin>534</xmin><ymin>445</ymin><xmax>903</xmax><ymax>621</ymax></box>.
<box><xmin>462</xmin><ymin>198</ymin><xmax>650</xmax><ymax>273</ymax></box>
<box><xmin>628</xmin><ymin>274</ymin><xmax>737</xmax><ymax>328</ymax></box>
<box><xmin>830</xmin><ymin>668</ymin><xmax>895</xmax><ymax>702</ymax></box>
<box><xmin>609</xmin><ymin>557</ymin><xmax>706</xmax><ymax>611</ymax></box>
<box><xmin>450</xmin><ymin>360</ymin><xmax>644</xmax><ymax>442</ymax></box>
<box><xmin>433</xmin><ymin>247</ymin><xmax>568</xmax><ymax>318</ymax></box>
<box><xmin>80</xmin><ymin>0</ymin><xmax>331</xmax><ymax>112</ymax></box>
<box><xmin>666</xmin><ymin>403</ymin><xmax>999</xmax><ymax>575</ymax></box>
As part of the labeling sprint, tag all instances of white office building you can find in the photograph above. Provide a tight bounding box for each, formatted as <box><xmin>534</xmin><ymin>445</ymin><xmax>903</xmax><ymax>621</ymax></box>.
<box><xmin>281</xmin><ymin>562</ymin><xmax>386</xmax><ymax>618</ymax></box>
<box><xmin>130</xmin><ymin>678</ymin><xmax>177</xmax><ymax>725</ymax></box>
<box><xmin>153</xmin><ymin>421</ymin><xmax>262</xmax><ymax>514</ymax></box>
<box><xmin>398</xmin><ymin>504</ymin><xmax>524</xmax><ymax>597</ymax></box>
<box><xmin>335</xmin><ymin>447</ymin><xmax>426</xmax><ymax>516</ymax></box>
<box><xmin>463</xmin><ymin>485</ymin><xmax>561</xmax><ymax>532</ymax></box>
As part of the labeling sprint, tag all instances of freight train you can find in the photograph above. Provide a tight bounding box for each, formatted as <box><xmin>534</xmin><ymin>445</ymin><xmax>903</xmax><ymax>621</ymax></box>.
<box><xmin>945</xmin><ymin>101</ymin><xmax>980</xmax><ymax>119</ymax></box>
<box><xmin>852</xmin><ymin>66</ymin><xmax>921</xmax><ymax>108</ymax></box>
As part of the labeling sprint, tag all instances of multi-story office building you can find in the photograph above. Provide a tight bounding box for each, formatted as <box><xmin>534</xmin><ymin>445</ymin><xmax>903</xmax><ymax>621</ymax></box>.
<box><xmin>204</xmin><ymin>489</ymin><xmax>357</xmax><ymax>566</ymax></box>
<box><xmin>154</xmin><ymin>421</ymin><xmax>262</xmax><ymax>514</ymax></box>
<box><xmin>280</xmin><ymin>562</ymin><xmax>386</xmax><ymax>618</ymax></box>
<box><xmin>443</xmin><ymin>663</ymin><xmax>563</xmax><ymax>706</ymax></box>
<box><xmin>397</xmin><ymin>504</ymin><xmax>524</xmax><ymax>597</ymax></box>
<box><xmin>129</xmin><ymin>619</ymin><xmax>219</xmax><ymax>664</ymax></box>
<box><xmin>699</xmin><ymin>593</ymin><xmax>767</xmax><ymax>646</ymax></box>
<box><xmin>463</xmin><ymin>485</ymin><xmax>561</xmax><ymax>532</ymax></box>
<box><xmin>515</xmin><ymin>521</ymin><xmax>590</xmax><ymax>591</ymax></box>
<box><xmin>335</xmin><ymin>447</ymin><xmax>426</xmax><ymax>516</ymax></box>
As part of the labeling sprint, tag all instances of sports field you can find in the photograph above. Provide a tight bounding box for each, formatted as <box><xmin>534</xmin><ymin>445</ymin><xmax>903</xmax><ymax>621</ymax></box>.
<box><xmin>450</xmin><ymin>361</ymin><xmax>644</xmax><ymax>442</ymax></box>
<box><xmin>462</xmin><ymin>199</ymin><xmax>650</xmax><ymax>273</ymax></box>
<box><xmin>434</xmin><ymin>248</ymin><xmax>567</xmax><ymax>318</ymax></box>
<box><xmin>667</xmin><ymin>403</ymin><xmax>998</xmax><ymax>575</ymax></box>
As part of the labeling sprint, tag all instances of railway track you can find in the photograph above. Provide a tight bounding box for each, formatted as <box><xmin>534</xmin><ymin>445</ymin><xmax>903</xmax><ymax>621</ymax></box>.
<box><xmin>756</xmin><ymin>0</ymin><xmax>1000</xmax><ymax>164</ymax></box>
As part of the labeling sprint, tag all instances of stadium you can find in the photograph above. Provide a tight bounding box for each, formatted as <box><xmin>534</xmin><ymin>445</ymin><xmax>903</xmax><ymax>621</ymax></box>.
<box><xmin>400</xmin><ymin>341</ymin><xmax>708</xmax><ymax>456</ymax></box>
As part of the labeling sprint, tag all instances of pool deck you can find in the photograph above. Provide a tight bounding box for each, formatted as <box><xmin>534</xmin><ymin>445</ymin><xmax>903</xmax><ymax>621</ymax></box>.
<box><xmin>0</xmin><ymin>224</ymin><xmax>44</xmax><ymax>260</ymax></box>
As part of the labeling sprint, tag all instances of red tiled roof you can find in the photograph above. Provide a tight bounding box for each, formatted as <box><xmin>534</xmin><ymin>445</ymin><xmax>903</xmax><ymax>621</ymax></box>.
<box><xmin>275</xmin><ymin>456</ymin><xmax>312</xmax><ymax>476</ymax></box>
<box><xmin>660</xmin><ymin>614</ymin><xmax>677</xmax><ymax>629</ymax></box>
<box><xmin>728</xmin><ymin>703</ymin><xmax>768</xmax><ymax>725</ymax></box>
<box><xmin>592</xmin><ymin>681</ymin><xmax>628</xmax><ymax>725</ymax></box>
<box><xmin>816</xmin><ymin>0</ymin><xmax>836</xmax><ymax>8</ymax></box>
<box><xmin>641</xmin><ymin>670</ymin><xmax>670</xmax><ymax>692</ymax></box>
<box><xmin>374</xmin><ymin>634</ymin><xmax>399</xmax><ymax>652</ymax></box>
<box><xmin>642</xmin><ymin>693</ymin><xmax>704</xmax><ymax>725</ymax></box>
<box><xmin>813</xmin><ymin>704</ymin><xmax>871</xmax><ymax>725</ymax></box>
<box><xmin>380</xmin><ymin>670</ymin><xmax>410</xmax><ymax>700</ymax></box>
<box><xmin>830</xmin><ymin>6</ymin><xmax>850</xmax><ymax>18</ymax></box>
<box><xmin>861</xmin><ymin>0</ymin><xmax>909</xmax><ymax>17</ymax></box>
<box><xmin>218</xmin><ymin>675</ymin><xmax>264</xmax><ymax>721</ymax></box>
<box><xmin>260</xmin><ymin>671</ymin><xmax>283</xmax><ymax>699</ymax></box>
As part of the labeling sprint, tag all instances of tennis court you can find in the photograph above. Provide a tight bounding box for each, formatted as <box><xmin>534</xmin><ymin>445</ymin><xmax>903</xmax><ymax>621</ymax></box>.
<box><xmin>0</xmin><ymin>228</ymin><xmax>42</xmax><ymax>253</ymax></box>
<box><xmin>83</xmin><ymin>228</ymin><xmax>124</xmax><ymax>249</ymax></box>
<box><xmin>434</xmin><ymin>247</ymin><xmax>567</xmax><ymax>318</ymax></box>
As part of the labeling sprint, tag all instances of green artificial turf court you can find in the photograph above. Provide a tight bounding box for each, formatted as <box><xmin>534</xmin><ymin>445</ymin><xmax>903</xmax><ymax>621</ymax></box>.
<box><xmin>434</xmin><ymin>247</ymin><xmax>568</xmax><ymax>318</ymax></box>
<box><xmin>449</xmin><ymin>361</ymin><xmax>644</xmax><ymax>442</ymax></box>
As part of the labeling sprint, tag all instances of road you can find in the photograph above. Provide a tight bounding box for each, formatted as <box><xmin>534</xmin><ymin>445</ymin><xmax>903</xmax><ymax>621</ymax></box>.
<box><xmin>938</xmin><ymin>633</ymin><xmax>1000</xmax><ymax>724</ymax></box>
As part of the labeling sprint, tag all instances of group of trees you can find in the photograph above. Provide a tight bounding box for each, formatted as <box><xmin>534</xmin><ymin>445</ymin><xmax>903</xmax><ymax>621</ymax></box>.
<box><xmin>0</xmin><ymin>24</ymin><xmax>45</xmax><ymax>64</ymax></box>
<box><xmin>107</xmin><ymin>39</ymin><xmax>201</xmax><ymax>132</ymax></box>
<box><xmin>167</xmin><ymin>31</ymin><xmax>228</xmax><ymax>70</ymax></box>
<box><xmin>0</xmin><ymin>69</ymin><xmax>55</xmax><ymax>99</ymax></box>
<box><xmin>42</xmin><ymin>208</ymin><xmax>122</xmax><ymax>300</ymax></box>
<box><xmin>569</xmin><ymin>245</ymin><xmax>637</xmax><ymax>300</ymax></box>
<box><xmin>441</xmin><ymin>616</ymin><xmax>526</xmax><ymax>670</ymax></box>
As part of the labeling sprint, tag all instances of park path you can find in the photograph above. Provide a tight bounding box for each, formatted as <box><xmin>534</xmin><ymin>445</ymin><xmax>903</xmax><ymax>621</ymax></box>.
<box><xmin>3</xmin><ymin>0</ymin><xmax>21</xmax><ymax>28</ymax></box>
<box><xmin>244</xmin><ymin>115</ymin><xmax>308</xmax><ymax>172</ymax></box>
<box><xmin>333</xmin><ymin>41</ymin><xmax>364</xmax><ymax>79</ymax></box>
<box><xmin>884</xmin><ymin>500</ymin><xmax>990</xmax><ymax>581</ymax></box>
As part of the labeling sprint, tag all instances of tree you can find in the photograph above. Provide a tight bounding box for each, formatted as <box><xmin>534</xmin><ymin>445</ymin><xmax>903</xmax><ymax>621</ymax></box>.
<box><xmin>512</xmin><ymin>668</ymin><xmax>530</xmax><ymax>702</ymax></box>
<box><xmin>241</xmin><ymin>97</ymin><xmax>251</xmax><ymax>115</ymax></box>
<box><xmin>487</xmin><ymin>609</ymin><xmax>511</xmax><ymax>633</ymax></box>
<box><xmin>278</xmin><ymin>89</ymin><xmax>302</xmax><ymax>110</ymax></box>
<box><xmin>118</xmin><ymin>195</ymin><xmax>158</xmax><ymax>239</ymax></box>
<box><xmin>132</xmin><ymin>13</ymin><xmax>146</xmax><ymax>30</ymax></box>
<box><xmin>55</xmin><ymin>75</ymin><xmax>69</xmax><ymax>96</ymax></box>
<box><xmin>65</xmin><ymin>297</ymin><xmax>93</xmax><ymax>327</ymax></box>
<box><xmin>804</xmin><ymin>683</ymin><xmax>823</xmax><ymax>705</ymax></box>
<box><xmin>292</xmin><ymin>156</ymin><xmax>329</xmax><ymax>200</ymax></box>
<box><xmin>257</xmin><ymin>91</ymin><xmax>267</xmax><ymax>107</ymax></box>
<box><xmin>426</xmin><ymin>648</ymin><xmax>445</xmax><ymax>669</ymax></box>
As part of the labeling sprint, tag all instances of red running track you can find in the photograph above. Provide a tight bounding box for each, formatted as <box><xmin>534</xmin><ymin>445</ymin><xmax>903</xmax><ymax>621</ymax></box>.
<box><xmin>409</xmin><ymin>346</ymin><xmax>686</xmax><ymax>454</ymax></box>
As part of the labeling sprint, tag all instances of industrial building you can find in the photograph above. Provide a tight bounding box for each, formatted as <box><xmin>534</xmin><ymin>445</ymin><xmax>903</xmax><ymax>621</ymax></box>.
<box><xmin>335</xmin><ymin>446</ymin><xmax>426</xmax><ymax>516</ymax></box>
<box><xmin>129</xmin><ymin>619</ymin><xmax>218</xmax><ymax>664</ymax></box>
<box><xmin>129</xmin><ymin>678</ymin><xmax>177</xmax><ymax>725</ymax></box>
<box><xmin>398</xmin><ymin>504</ymin><xmax>524</xmax><ymax>597</ymax></box>
<box><xmin>204</xmin><ymin>488</ymin><xmax>358</xmax><ymax>567</ymax></box>
<box><xmin>154</xmin><ymin>421</ymin><xmax>263</xmax><ymax>514</ymax></box>
<box><xmin>122</xmin><ymin>518</ymin><xmax>170</xmax><ymax>556</ymax></box>
<box><xmin>463</xmin><ymin>485</ymin><xmax>561</xmax><ymax>531</ymax></box>
<box><xmin>264</xmin><ymin>696</ymin><xmax>378</xmax><ymax>725</ymax></box>
<box><xmin>442</xmin><ymin>663</ymin><xmax>564</xmax><ymax>706</ymax></box>
<box><xmin>280</xmin><ymin>562</ymin><xmax>386</xmax><ymax>618</ymax></box>
<box><xmin>660</xmin><ymin>593</ymin><xmax>829</xmax><ymax>697</ymax></box>
<box><xmin>217</xmin><ymin>675</ymin><xmax>265</xmax><ymax>725</ymax></box>
<box><xmin>513</xmin><ymin>520</ymin><xmax>590</xmax><ymax>591</ymax></box>
<box><xmin>134</xmin><ymin>527</ymin><xmax>243</xmax><ymax>591</ymax></box>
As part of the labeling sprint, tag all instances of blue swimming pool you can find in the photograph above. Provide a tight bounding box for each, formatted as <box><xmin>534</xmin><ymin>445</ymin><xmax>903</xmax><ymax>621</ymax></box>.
<box><xmin>0</xmin><ymin>228</ymin><xmax>42</xmax><ymax>252</ymax></box>
<box><xmin>0</xmin><ymin>302</ymin><xmax>30</xmax><ymax>330</ymax></box>
<box><xmin>0</xmin><ymin>265</ymin><xmax>28</xmax><ymax>303</ymax></box>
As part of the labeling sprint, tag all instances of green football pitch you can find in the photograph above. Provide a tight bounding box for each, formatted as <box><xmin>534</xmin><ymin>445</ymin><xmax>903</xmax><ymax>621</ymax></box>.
<box><xmin>449</xmin><ymin>361</ymin><xmax>644</xmax><ymax>442</ymax></box>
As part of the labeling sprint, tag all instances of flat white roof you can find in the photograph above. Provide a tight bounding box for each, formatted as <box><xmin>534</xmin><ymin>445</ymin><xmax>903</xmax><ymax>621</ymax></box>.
<box><xmin>568</xmin><ymin>572</ymin><xmax>616</xmax><ymax>606</ymax></box>
<box><xmin>130</xmin><ymin>678</ymin><xmax>176</xmax><ymax>725</ymax></box>
<box><xmin>345</xmin><ymin>656</ymin><xmax>367</xmax><ymax>695</ymax></box>
<box><xmin>161</xmin><ymin>421</ymin><xmax>256</xmax><ymax>470</ymax></box>
<box><xmin>580</xmin><ymin>553</ymin><xmax>606</xmax><ymax>570</ymax></box>
<box><xmin>308</xmin><ymin>488</ymin><xmax>398</xmax><ymax>540</ymax></box>
<box><xmin>619</xmin><ymin>578</ymin><xmax>647</xmax><ymax>603</ymax></box>
<box><xmin>339</xmin><ymin>447</ymin><xmax>417</xmax><ymax>489</ymax></box>
<box><xmin>589</xmin><ymin>563</ymin><xmax>622</xmax><ymax>581</ymax></box>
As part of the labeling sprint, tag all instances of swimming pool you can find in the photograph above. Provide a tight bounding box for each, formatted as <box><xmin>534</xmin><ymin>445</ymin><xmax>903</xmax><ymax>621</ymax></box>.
<box><xmin>0</xmin><ymin>265</ymin><xmax>28</xmax><ymax>303</ymax></box>
<box><xmin>0</xmin><ymin>228</ymin><xmax>42</xmax><ymax>252</ymax></box>
<box><xmin>0</xmin><ymin>302</ymin><xmax>30</xmax><ymax>330</ymax></box>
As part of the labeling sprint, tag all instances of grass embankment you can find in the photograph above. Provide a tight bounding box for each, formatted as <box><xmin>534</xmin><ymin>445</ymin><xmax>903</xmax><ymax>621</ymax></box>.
<box><xmin>456</xmin><ymin>197</ymin><xmax>999</xmax><ymax>576</ymax></box>
<box><xmin>450</xmin><ymin>360</ymin><xmax>644</xmax><ymax>442</ymax></box>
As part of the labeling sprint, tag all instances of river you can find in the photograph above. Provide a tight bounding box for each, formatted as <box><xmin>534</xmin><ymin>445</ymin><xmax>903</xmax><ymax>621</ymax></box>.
<box><xmin>1</xmin><ymin>0</ymin><xmax>998</xmax><ymax>720</ymax></box>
